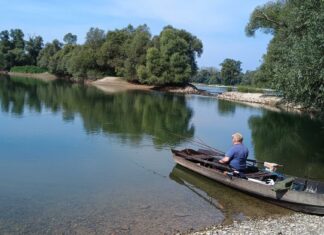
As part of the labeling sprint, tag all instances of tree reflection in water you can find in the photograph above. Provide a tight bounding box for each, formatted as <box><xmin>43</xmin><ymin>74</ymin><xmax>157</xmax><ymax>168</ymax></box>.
<box><xmin>0</xmin><ymin>75</ymin><xmax>194</xmax><ymax>148</ymax></box>
<box><xmin>249</xmin><ymin>111</ymin><xmax>324</xmax><ymax>179</ymax></box>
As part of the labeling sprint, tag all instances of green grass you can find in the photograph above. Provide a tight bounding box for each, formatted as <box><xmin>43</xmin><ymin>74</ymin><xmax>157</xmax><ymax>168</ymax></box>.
<box><xmin>10</xmin><ymin>66</ymin><xmax>48</xmax><ymax>74</ymax></box>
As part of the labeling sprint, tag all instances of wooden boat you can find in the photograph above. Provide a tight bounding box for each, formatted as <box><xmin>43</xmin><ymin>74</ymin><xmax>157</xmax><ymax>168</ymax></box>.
<box><xmin>171</xmin><ymin>148</ymin><xmax>324</xmax><ymax>215</ymax></box>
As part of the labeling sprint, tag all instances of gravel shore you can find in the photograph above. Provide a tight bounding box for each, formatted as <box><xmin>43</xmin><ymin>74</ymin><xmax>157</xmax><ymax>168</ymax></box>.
<box><xmin>190</xmin><ymin>213</ymin><xmax>324</xmax><ymax>235</ymax></box>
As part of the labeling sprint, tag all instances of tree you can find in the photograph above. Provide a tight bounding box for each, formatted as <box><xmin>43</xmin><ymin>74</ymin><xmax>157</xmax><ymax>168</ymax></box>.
<box><xmin>37</xmin><ymin>39</ymin><xmax>63</xmax><ymax>68</ymax></box>
<box><xmin>26</xmin><ymin>36</ymin><xmax>43</xmax><ymax>65</ymax></box>
<box><xmin>138</xmin><ymin>26</ymin><xmax>203</xmax><ymax>85</ymax></box>
<box><xmin>220</xmin><ymin>58</ymin><xmax>242</xmax><ymax>85</ymax></box>
<box><xmin>85</xmin><ymin>27</ymin><xmax>105</xmax><ymax>49</ymax></box>
<box><xmin>0</xmin><ymin>29</ymin><xmax>28</xmax><ymax>69</ymax></box>
<box><xmin>10</xmin><ymin>29</ymin><xmax>25</xmax><ymax>49</ymax></box>
<box><xmin>0</xmin><ymin>30</ymin><xmax>12</xmax><ymax>53</ymax></box>
<box><xmin>63</xmin><ymin>33</ymin><xmax>77</xmax><ymax>45</ymax></box>
<box><xmin>246</xmin><ymin>0</ymin><xmax>324</xmax><ymax>110</ymax></box>
<box><xmin>98</xmin><ymin>25</ymin><xmax>134</xmax><ymax>76</ymax></box>
<box><xmin>191</xmin><ymin>67</ymin><xmax>221</xmax><ymax>84</ymax></box>
<box><xmin>124</xmin><ymin>25</ymin><xmax>151</xmax><ymax>81</ymax></box>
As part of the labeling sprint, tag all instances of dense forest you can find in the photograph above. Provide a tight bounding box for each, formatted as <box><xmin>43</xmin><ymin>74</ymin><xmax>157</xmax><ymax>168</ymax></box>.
<box><xmin>246</xmin><ymin>0</ymin><xmax>323</xmax><ymax>109</ymax></box>
<box><xmin>0</xmin><ymin>0</ymin><xmax>322</xmax><ymax>110</ymax></box>
<box><xmin>0</xmin><ymin>25</ymin><xmax>203</xmax><ymax>86</ymax></box>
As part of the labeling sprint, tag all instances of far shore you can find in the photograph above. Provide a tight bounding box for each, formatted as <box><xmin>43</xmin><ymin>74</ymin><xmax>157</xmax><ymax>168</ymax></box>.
<box><xmin>1</xmin><ymin>71</ymin><xmax>305</xmax><ymax>112</ymax></box>
<box><xmin>4</xmin><ymin>71</ymin><xmax>58</xmax><ymax>81</ymax></box>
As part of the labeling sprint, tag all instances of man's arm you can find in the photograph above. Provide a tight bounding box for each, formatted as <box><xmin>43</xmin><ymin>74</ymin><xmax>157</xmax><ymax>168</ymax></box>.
<box><xmin>219</xmin><ymin>156</ymin><xmax>230</xmax><ymax>164</ymax></box>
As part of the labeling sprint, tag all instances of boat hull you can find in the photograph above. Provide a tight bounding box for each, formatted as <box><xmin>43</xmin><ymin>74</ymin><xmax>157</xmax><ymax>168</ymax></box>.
<box><xmin>173</xmin><ymin>153</ymin><xmax>324</xmax><ymax>215</ymax></box>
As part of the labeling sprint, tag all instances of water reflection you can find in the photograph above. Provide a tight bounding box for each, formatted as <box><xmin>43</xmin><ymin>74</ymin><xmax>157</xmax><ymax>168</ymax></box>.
<box><xmin>217</xmin><ymin>100</ymin><xmax>236</xmax><ymax>116</ymax></box>
<box><xmin>0</xmin><ymin>75</ymin><xmax>194</xmax><ymax>147</ymax></box>
<box><xmin>169</xmin><ymin>165</ymin><xmax>290</xmax><ymax>224</ymax></box>
<box><xmin>249</xmin><ymin>111</ymin><xmax>324</xmax><ymax>179</ymax></box>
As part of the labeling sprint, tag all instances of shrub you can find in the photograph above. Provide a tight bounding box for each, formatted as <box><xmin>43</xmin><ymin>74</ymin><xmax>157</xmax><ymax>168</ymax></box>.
<box><xmin>237</xmin><ymin>85</ymin><xmax>264</xmax><ymax>93</ymax></box>
<box><xmin>10</xmin><ymin>65</ymin><xmax>48</xmax><ymax>73</ymax></box>
<box><xmin>226</xmin><ymin>87</ymin><xmax>233</xmax><ymax>92</ymax></box>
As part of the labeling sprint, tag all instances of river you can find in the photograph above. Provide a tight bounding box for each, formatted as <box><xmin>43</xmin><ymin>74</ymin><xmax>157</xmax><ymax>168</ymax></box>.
<box><xmin>0</xmin><ymin>75</ymin><xmax>323</xmax><ymax>234</ymax></box>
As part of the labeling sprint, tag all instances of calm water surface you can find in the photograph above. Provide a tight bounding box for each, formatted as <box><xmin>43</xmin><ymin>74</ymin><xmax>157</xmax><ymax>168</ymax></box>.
<box><xmin>0</xmin><ymin>75</ymin><xmax>323</xmax><ymax>234</ymax></box>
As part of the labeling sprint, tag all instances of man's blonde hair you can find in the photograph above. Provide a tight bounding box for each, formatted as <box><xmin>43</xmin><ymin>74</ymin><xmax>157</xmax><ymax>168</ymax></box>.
<box><xmin>232</xmin><ymin>132</ymin><xmax>243</xmax><ymax>142</ymax></box>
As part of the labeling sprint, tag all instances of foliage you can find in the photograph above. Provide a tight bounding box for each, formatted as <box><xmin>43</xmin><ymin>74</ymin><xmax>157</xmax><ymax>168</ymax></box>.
<box><xmin>85</xmin><ymin>27</ymin><xmax>105</xmax><ymax>49</ymax></box>
<box><xmin>10</xmin><ymin>65</ymin><xmax>47</xmax><ymax>73</ymax></box>
<box><xmin>63</xmin><ymin>33</ymin><xmax>77</xmax><ymax>45</ymax></box>
<box><xmin>220</xmin><ymin>58</ymin><xmax>242</xmax><ymax>85</ymax></box>
<box><xmin>236</xmin><ymin>85</ymin><xmax>264</xmax><ymax>93</ymax></box>
<box><xmin>0</xmin><ymin>25</ymin><xmax>203</xmax><ymax>85</ymax></box>
<box><xmin>25</xmin><ymin>36</ymin><xmax>43</xmax><ymax>65</ymax></box>
<box><xmin>241</xmin><ymin>69</ymin><xmax>269</xmax><ymax>87</ymax></box>
<box><xmin>190</xmin><ymin>67</ymin><xmax>221</xmax><ymax>84</ymax></box>
<box><xmin>37</xmin><ymin>39</ymin><xmax>62</xmax><ymax>69</ymax></box>
<box><xmin>137</xmin><ymin>26</ymin><xmax>203</xmax><ymax>85</ymax></box>
<box><xmin>246</xmin><ymin>0</ymin><xmax>324</xmax><ymax>110</ymax></box>
<box><xmin>124</xmin><ymin>25</ymin><xmax>151</xmax><ymax>81</ymax></box>
<box><xmin>0</xmin><ymin>29</ymin><xmax>33</xmax><ymax>69</ymax></box>
<box><xmin>98</xmin><ymin>25</ymin><xmax>133</xmax><ymax>77</ymax></box>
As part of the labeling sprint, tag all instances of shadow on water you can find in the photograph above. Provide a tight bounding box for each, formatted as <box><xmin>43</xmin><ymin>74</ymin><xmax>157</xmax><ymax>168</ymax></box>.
<box><xmin>0</xmin><ymin>75</ymin><xmax>194</xmax><ymax>147</ymax></box>
<box><xmin>249</xmin><ymin>111</ymin><xmax>324</xmax><ymax>179</ymax></box>
<box><xmin>169</xmin><ymin>165</ymin><xmax>291</xmax><ymax>225</ymax></box>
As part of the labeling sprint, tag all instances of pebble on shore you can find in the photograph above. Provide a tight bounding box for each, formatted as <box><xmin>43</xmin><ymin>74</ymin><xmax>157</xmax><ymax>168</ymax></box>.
<box><xmin>189</xmin><ymin>213</ymin><xmax>324</xmax><ymax>235</ymax></box>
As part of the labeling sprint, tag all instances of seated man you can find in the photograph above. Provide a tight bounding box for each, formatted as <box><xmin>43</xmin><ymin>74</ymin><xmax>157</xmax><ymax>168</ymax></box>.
<box><xmin>219</xmin><ymin>132</ymin><xmax>249</xmax><ymax>172</ymax></box>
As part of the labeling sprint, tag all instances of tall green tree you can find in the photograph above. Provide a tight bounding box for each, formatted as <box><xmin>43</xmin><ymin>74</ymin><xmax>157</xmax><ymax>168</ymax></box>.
<box><xmin>63</xmin><ymin>33</ymin><xmax>77</xmax><ymax>45</ymax></box>
<box><xmin>98</xmin><ymin>25</ymin><xmax>134</xmax><ymax>76</ymax></box>
<box><xmin>138</xmin><ymin>26</ymin><xmax>203</xmax><ymax>85</ymax></box>
<box><xmin>37</xmin><ymin>39</ymin><xmax>63</xmax><ymax>68</ymax></box>
<box><xmin>220</xmin><ymin>58</ymin><xmax>242</xmax><ymax>85</ymax></box>
<box><xmin>124</xmin><ymin>24</ymin><xmax>151</xmax><ymax>81</ymax></box>
<box><xmin>26</xmin><ymin>36</ymin><xmax>43</xmax><ymax>65</ymax></box>
<box><xmin>10</xmin><ymin>29</ymin><xmax>25</xmax><ymax>49</ymax></box>
<box><xmin>246</xmin><ymin>0</ymin><xmax>324</xmax><ymax>110</ymax></box>
<box><xmin>85</xmin><ymin>27</ymin><xmax>105</xmax><ymax>49</ymax></box>
<box><xmin>191</xmin><ymin>67</ymin><xmax>220</xmax><ymax>84</ymax></box>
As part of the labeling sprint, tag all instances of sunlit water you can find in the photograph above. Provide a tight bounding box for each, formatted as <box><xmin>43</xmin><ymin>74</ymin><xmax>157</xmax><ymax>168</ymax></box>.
<box><xmin>0</xmin><ymin>75</ymin><xmax>323</xmax><ymax>234</ymax></box>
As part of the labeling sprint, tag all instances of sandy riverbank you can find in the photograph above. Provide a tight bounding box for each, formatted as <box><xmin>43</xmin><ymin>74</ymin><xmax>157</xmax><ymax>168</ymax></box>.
<box><xmin>90</xmin><ymin>76</ymin><xmax>154</xmax><ymax>93</ymax></box>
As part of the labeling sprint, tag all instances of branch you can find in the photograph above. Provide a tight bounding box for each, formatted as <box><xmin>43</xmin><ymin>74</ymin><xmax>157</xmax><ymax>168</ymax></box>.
<box><xmin>256</xmin><ymin>10</ymin><xmax>287</xmax><ymax>28</ymax></box>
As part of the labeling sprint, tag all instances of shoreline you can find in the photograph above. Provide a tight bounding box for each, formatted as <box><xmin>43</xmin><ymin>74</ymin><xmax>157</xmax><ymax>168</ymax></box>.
<box><xmin>0</xmin><ymin>72</ymin><xmax>307</xmax><ymax>113</ymax></box>
<box><xmin>187</xmin><ymin>213</ymin><xmax>324</xmax><ymax>235</ymax></box>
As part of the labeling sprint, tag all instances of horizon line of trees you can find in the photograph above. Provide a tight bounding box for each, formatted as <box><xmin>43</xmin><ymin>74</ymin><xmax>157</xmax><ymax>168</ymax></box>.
<box><xmin>1</xmin><ymin>0</ymin><xmax>323</xmax><ymax>110</ymax></box>
<box><xmin>190</xmin><ymin>59</ymin><xmax>266</xmax><ymax>87</ymax></box>
<box><xmin>0</xmin><ymin>25</ymin><xmax>203</xmax><ymax>86</ymax></box>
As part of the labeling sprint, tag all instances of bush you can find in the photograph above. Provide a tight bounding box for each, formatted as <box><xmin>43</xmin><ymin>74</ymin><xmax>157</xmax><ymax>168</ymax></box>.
<box><xmin>10</xmin><ymin>65</ymin><xmax>48</xmax><ymax>73</ymax></box>
<box><xmin>237</xmin><ymin>85</ymin><xmax>264</xmax><ymax>93</ymax></box>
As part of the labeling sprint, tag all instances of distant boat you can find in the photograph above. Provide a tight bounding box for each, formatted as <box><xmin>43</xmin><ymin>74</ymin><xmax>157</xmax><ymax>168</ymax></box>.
<box><xmin>171</xmin><ymin>148</ymin><xmax>324</xmax><ymax>215</ymax></box>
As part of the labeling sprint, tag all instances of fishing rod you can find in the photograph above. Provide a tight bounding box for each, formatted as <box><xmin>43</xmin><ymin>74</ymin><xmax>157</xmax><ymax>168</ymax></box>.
<box><xmin>168</xmin><ymin>131</ymin><xmax>283</xmax><ymax>168</ymax></box>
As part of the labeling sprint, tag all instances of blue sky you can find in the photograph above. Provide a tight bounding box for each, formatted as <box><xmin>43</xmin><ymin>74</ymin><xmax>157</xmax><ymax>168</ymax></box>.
<box><xmin>1</xmin><ymin>0</ymin><xmax>272</xmax><ymax>71</ymax></box>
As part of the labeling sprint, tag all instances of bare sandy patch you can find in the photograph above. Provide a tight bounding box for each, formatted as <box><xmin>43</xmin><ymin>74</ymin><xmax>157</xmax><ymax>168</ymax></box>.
<box><xmin>90</xmin><ymin>76</ymin><xmax>154</xmax><ymax>93</ymax></box>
